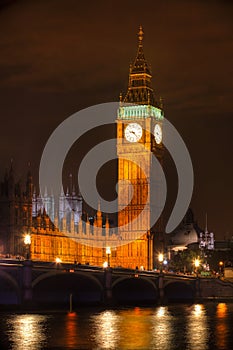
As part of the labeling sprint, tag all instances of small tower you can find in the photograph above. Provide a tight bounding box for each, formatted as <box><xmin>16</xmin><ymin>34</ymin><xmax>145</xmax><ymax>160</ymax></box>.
<box><xmin>95</xmin><ymin>201</ymin><xmax>103</xmax><ymax>228</ymax></box>
<box><xmin>26</xmin><ymin>164</ymin><xmax>33</xmax><ymax>199</ymax></box>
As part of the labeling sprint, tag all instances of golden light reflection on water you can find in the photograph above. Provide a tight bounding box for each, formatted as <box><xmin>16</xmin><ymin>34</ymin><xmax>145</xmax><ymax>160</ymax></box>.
<box><xmin>7</xmin><ymin>314</ymin><xmax>48</xmax><ymax>350</ymax></box>
<box><xmin>118</xmin><ymin>308</ymin><xmax>152</xmax><ymax>349</ymax></box>
<box><xmin>92</xmin><ymin>307</ymin><xmax>154</xmax><ymax>349</ymax></box>
<box><xmin>3</xmin><ymin>304</ymin><xmax>233</xmax><ymax>349</ymax></box>
<box><xmin>65</xmin><ymin>312</ymin><xmax>78</xmax><ymax>349</ymax></box>
<box><xmin>186</xmin><ymin>304</ymin><xmax>208</xmax><ymax>350</ymax></box>
<box><xmin>150</xmin><ymin>306</ymin><xmax>173</xmax><ymax>350</ymax></box>
<box><xmin>91</xmin><ymin>310</ymin><xmax>120</xmax><ymax>349</ymax></box>
<box><xmin>216</xmin><ymin>303</ymin><xmax>228</xmax><ymax>350</ymax></box>
<box><xmin>217</xmin><ymin>302</ymin><xmax>227</xmax><ymax>318</ymax></box>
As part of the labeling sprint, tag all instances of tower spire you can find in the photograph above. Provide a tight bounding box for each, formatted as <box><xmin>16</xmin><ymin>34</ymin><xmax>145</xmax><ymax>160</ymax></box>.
<box><xmin>123</xmin><ymin>26</ymin><xmax>156</xmax><ymax>106</ymax></box>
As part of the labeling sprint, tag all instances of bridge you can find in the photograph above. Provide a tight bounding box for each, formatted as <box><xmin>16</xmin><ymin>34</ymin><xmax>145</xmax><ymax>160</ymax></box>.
<box><xmin>0</xmin><ymin>259</ymin><xmax>233</xmax><ymax>308</ymax></box>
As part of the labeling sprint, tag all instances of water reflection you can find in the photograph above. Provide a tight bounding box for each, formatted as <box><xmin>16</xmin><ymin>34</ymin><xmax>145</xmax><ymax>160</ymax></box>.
<box><xmin>118</xmin><ymin>308</ymin><xmax>152</xmax><ymax>349</ymax></box>
<box><xmin>151</xmin><ymin>306</ymin><xmax>173</xmax><ymax>350</ymax></box>
<box><xmin>92</xmin><ymin>307</ymin><xmax>154</xmax><ymax>349</ymax></box>
<box><xmin>186</xmin><ymin>304</ymin><xmax>209</xmax><ymax>350</ymax></box>
<box><xmin>65</xmin><ymin>312</ymin><xmax>78</xmax><ymax>349</ymax></box>
<box><xmin>216</xmin><ymin>303</ymin><xmax>228</xmax><ymax>350</ymax></box>
<box><xmin>1</xmin><ymin>303</ymin><xmax>233</xmax><ymax>350</ymax></box>
<box><xmin>7</xmin><ymin>314</ymin><xmax>48</xmax><ymax>350</ymax></box>
<box><xmin>91</xmin><ymin>310</ymin><xmax>120</xmax><ymax>349</ymax></box>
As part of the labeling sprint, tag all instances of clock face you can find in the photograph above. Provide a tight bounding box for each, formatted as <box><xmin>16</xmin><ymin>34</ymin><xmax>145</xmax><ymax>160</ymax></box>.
<box><xmin>125</xmin><ymin>123</ymin><xmax>142</xmax><ymax>143</ymax></box>
<box><xmin>154</xmin><ymin>124</ymin><xmax>162</xmax><ymax>144</ymax></box>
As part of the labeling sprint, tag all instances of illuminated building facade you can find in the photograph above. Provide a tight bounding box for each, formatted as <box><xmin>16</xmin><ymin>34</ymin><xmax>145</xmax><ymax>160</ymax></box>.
<box><xmin>32</xmin><ymin>176</ymin><xmax>82</xmax><ymax>229</ymax></box>
<box><xmin>0</xmin><ymin>166</ymin><xmax>82</xmax><ymax>259</ymax></box>
<box><xmin>117</xmin><ymin>26</ymin><xmax>164</xmax><ymax>269</ymax></box>
<box><xmin>0</xmin><ymin>27</ymin><xmax>163</xmax><ymax>269</ymax></box>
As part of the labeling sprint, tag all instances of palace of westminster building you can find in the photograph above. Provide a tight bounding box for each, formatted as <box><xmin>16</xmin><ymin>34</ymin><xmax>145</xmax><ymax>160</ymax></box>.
<box><xmin>0</xmin><ymin>27</ymin><xmax>171</xmax><ymax>269</ymax></box>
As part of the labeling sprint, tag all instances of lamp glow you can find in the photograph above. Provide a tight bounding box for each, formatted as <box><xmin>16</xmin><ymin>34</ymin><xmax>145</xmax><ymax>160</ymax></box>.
<box><xmin>106</xmin><ymin>246</ymin><xmax>111</xmax><ymax>255</ymax></box>
<box><xmin>194</xmin><ymin>259</ymin><xmax>200</xmax><ymax>268</ymax></box>
<box><xmin>103</xmin><ymin>261</ymin><xmax>108</xmax><ymax>268</ymax></box>
<box><xmin>158</xmin><ymin>253</ymin><xmax>164</xmax><ymax>263</ymax></box>
<box><xmin>24</xmin><ymin>234</ymin><xmax>31</xmax><ymax>245</ymax></box>
<box><xmin>105</xmin><ymin>246</ymin><xmax>111</xmax><ymax>267</ymax></box>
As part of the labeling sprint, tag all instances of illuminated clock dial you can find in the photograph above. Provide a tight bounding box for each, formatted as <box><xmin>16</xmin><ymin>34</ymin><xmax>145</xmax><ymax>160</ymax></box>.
<box><xmin>125</xmin><ymin>123</ymin><xmax>142</xmax><ymax>143</ymax></box>
<box><xmin>154</xmin><ymin>124</ymin><xmax>162</xmax><ymax>144</ymax></box>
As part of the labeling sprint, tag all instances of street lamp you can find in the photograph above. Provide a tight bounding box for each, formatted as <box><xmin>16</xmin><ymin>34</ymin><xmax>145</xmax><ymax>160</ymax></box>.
<box><xmin>24</xmin><ymin>234</ymin><xmax>31</xmax><ymax>260</ymax></box>
<box><xmin>163</xmin><ymin>259</ymin><xmax>168</xmax><ymax>272</ymax></box>
<box><xmin>219</xmin><ymin>261</ymin><xmax>224</xmax><ymax>275</ymax></box>
<box><xmin>194</xmin><ymin>258</ymin><xmax>200</xmax><ymax>277</ymax></box>
<box><xmin>158</xmin><ymin>253</ymin><xmax>164</xmax><ymax>273</ymax></box>
<box><xmin>55</xmin><ymin>257</ymin><xmax>62</xmax><ymax>269</ymax></box>
<box><xmin>106</xmin><ymin>246</ymin><xmax>111</xmax><ymax>267</ymax></box>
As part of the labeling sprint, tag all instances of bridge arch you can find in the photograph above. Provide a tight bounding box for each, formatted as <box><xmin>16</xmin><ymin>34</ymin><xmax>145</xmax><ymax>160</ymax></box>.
<box><xmin>33</xmin><ymin>270</ymin><xmax>103</xmax><ymax>306</ymax></box>
<box><xmin>112</xmin><ymin>276</ymin><xmax>158</xmax><ymax>304</ymax></box>
<box><xmin>0</xmin><ymin>269</ymin><xmax>21</xmax><ymax>305</ymax></box>
<box><xmin>164</xmin><ymin>281</ymin><xmax>195</xmax><ymax>301</ymax></box>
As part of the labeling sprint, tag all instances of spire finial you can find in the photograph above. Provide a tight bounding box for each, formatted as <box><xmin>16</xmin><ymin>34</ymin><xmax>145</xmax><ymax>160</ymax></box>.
<box><xmin>138</xmin><ymin>25</ymin><xmax>144</xmax><ymax>45</ymax></box>
<box><xmin>97</xmin><ymin>200</ymin><xmax>101</xmax><ymax>214</ymax></box>
<box><xmin>119</xmin><ymin>92</ymin><xmax>122</xmax><ymax>102</ymax></box>
<box><xmin>205</xmin><ymin>213</ymin><xmax>208</xmax><ymax>233</ymax></box>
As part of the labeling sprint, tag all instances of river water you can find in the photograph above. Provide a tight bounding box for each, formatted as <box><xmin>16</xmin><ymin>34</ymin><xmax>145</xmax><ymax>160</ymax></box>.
<box><xmin>0</xmin><ymin>303</ymin><xmax>232</xmax><ymax>350</ymax></box>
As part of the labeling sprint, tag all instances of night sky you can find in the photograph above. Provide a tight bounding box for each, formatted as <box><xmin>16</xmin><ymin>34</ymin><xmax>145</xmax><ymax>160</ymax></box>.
<box><xmin>0</xmin><ymin>0</ymin><xmax>232</xmax><ymax>239</ymax></box>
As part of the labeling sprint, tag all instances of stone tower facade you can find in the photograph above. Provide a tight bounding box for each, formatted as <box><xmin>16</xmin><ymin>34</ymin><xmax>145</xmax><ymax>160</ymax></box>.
<box><xmin>117</xmin><ymin>26</ymin><xmax>164</xmax><ymax>269</ymax></box>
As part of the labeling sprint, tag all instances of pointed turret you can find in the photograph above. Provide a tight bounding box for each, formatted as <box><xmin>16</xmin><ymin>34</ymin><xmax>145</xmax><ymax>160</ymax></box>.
<box><xmin>26</xmin><ymin>162</ymin><xmax>33</xmax><ymax>198</ymax></box>
<box><xmin>123</xmin><ymin>26</ymin><xmax>156</xmax><ymax>106</ymax></box>
<box><xmin>94</xmin><ymin>201</ymin><xmax>103</xmax><ymax>228</ymax></box>
<box><xmin>32</xmin><ymin>187</ymin><xmax>37</xmax><ymax>217</ymax></box>
<box><xmin>205</xmin><ymin>213</ymin><xmax>208</xmax><ymax>234</ymax></box>
<box><xmin>44</xmin><ymin>186</ymin><xmax>48</xmax><ymax>197</ymax></box>
<box><xmin>97</xmin><ymin>200</ymin><xmax>101</xmax><ymax>218</ymax></box>
<box><xmin>105</xmin><ymin>215</ymin><xmax>110</xmax><ymax>240</ymax></box>
<box><xmin>105</xmin><ymin>215</ymin><xmax>110</xmax><ymax>229</ymax></box>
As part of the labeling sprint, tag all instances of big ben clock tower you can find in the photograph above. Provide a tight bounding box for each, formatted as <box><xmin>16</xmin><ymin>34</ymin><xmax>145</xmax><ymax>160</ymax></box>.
<box><xmin>117</xmin><ymin>26</ymin><xmax>164</xmax><ymax>269</ymax></box>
